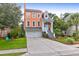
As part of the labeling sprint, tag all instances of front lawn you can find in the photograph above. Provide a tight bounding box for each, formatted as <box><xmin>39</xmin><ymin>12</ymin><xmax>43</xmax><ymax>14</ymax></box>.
<box><xmin>0</xmin><ymin>37</ymin><xmax>27</xmax><ymax>50</ymax></box>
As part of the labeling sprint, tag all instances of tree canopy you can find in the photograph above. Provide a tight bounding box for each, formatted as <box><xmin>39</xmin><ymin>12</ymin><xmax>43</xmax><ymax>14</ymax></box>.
<box><xmin>0</xmin><ymin>3</ymin><xmax>22</xmax><ymax>29</ymax></box>
<box><xmin>48</xmin><ymin>12</ymin><xmax>79</xmax><ymax>36</ymax></box>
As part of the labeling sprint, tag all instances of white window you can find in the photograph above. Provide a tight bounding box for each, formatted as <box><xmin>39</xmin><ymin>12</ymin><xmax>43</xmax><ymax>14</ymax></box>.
<box><xmin>37</xmin><ymin>13</ymin><xmax>41</xmax><ymax>18</ymax></box>
<box><xmin>32</xmin><ymin>12</ymin><xmax>37</xmax><ymax>18</ymax></box>
<box><xmin>26</xmin><ymin>12</ymin><xmax>30</xmax><ymax>18</ymax></box>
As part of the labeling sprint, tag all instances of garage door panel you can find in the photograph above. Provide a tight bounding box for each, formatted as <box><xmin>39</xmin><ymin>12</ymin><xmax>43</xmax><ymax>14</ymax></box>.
<box><xmin>26</xmin><ymin>32</ymin><xmax>42</xmax><ymax>38</ymax></box>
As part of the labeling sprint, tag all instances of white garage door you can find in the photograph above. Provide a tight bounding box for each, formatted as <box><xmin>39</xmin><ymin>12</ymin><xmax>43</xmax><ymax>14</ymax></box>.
<box><xmin>26</xmin><ymin>31</ymin><xmax>42</xmax><ymax>38</ymax></box>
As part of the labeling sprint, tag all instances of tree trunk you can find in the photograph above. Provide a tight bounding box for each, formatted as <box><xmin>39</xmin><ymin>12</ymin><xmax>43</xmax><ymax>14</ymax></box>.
<box><xmin>76</xmin><ymin>24</ymin><xmax>78</xmax><ymax>36</ymax></box>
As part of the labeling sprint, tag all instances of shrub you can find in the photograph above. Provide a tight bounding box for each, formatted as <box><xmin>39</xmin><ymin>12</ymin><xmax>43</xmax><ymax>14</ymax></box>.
<box><xmin>18</xmin><ymin>31</ymin><xmax>25</xmax><ymax>38</ymax></box>
<box><xmin>73</xmin><ymin>32</ymin><xmax>77</xmax><ymax>37</ymax></box>
<box><xmin>73</xmin><ymin>31</ymin><xmax>79</xmax><ymax>41</ymax></box>
<box><xmin>18</xmin><ymin>27</ymin><xmax>25</xmax><ymax>38</ymax></box>
<box><xmin>54</xmin><ymin>28</ymin><xmax>62</xmax><ymax>37</ymax></box>
<box><xmin>42</xmin><ymin>32</ymin><xmax>48</xmax><ymax>38</ymax></box>
<box><xmin>65</xmin><ymin>37</ymin><xmax>75</xmax><ymax>44</ymax></box>
<box><xmin>10</xmin><ymin>28</ymin><xmax>19</xmax><ymax>38</ymax></box>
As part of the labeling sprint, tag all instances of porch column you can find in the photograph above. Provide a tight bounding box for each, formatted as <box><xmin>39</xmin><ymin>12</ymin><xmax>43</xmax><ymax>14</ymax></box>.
<box><xmin>51</xmin><ymin>22</ymin><xmax>53</xmax><ymax>33</ymax></box>
<box><xmin>42</xmin><ymin>21</ymin><xmax>45</xmax><ymax>32</ymax></box>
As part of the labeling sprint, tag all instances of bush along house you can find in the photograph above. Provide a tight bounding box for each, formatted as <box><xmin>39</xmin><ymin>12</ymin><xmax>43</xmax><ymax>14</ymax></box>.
<box><xmin>25</xmin><ymin>9</ymin><xmax>55</xmax><ymax>38</ymax></box>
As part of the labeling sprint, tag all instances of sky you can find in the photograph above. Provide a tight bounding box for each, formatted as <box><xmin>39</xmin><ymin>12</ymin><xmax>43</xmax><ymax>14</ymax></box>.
<box><xmin>19</xmin><ymin>3</ymin><xmax>79</xmax><ymax>17</ymax></box>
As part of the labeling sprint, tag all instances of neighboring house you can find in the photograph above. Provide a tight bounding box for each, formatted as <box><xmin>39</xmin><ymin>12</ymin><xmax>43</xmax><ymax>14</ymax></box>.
<box><xmin>66</xmin><ymin>25</ymin><xmax>79</xmax><ymax>36</ymax></box>
<box><xmin>42</xmin><ymin>11</ymin><xmax>54</xmax><ymax>38</ymax></box>
<box><xmin>64</xmin><ymin>14</ymin><xmax>79</xmax><ymax>36</ymax></box>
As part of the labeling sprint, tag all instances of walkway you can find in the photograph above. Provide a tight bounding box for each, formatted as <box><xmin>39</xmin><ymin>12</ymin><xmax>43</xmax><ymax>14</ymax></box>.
<box><xmin>23</xmin><ymin>38</ymin><xmax>79</xmax><ymax>56</ymax></box>
<box><xmin>0</xmin><ymin>48</ymin><xmax>27</xmax><ymax>54</ymax></box>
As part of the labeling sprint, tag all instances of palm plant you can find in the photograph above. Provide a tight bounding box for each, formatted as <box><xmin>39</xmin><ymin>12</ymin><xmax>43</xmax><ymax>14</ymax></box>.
<box><xmin>67</xmin><ymin>13</ymin><xmax>79</xmax><ymax>36</ymax></box>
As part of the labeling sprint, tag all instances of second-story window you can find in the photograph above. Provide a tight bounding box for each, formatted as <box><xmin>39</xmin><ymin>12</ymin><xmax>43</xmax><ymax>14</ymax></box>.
<box><xmin>26</xmin><ymin>12</ymin><xmax>30</xmax><ymax>18</ymax></box>
<box><xmin>32</xmin><ymin>12</ymin><xmax>36</xmax><ymax>18</ymax></box>
<box><xmin>27</xmin><ymin>17</ymin><xmax>30</xmax><ymax>20</ymax></box>
<box><xmin>27</xmin><ymin>21</ymin><xmax>30</xmax><ymax>27</ymax></box>
<box><xmin>38</xmin><ymin>13</ymin><xmax>41</xmax><ymax>18</ymax></box>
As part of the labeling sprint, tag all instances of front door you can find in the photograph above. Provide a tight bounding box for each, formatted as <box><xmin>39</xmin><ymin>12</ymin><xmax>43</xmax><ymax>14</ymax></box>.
<box><xmin>44</xmin><ymin>22</ymin><xmax>51</xmax><ymax>33</ymax></box>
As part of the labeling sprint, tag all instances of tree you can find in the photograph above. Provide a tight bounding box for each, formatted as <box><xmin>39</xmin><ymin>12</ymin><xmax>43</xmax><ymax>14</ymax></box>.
<box><xmin>53</xmin><ymin>14</ymin><xmax>69</xmax><ymax>36</ymax></box>
<box><xmin>48</xmin><ymin>13</ymin><xmax>70</xmax><ymax>36</ymax></box>
<box><xmin>0</xmin><ymin>3</ymin><xmax>22</xmax><ymax>29</ymax></box>
<box><xmin>48</xmin><ymin>13</ymin><xmax>55</xmax><ymax>18</ymax></box>
<box><xmin>67</xmin><ymin>13</ymin><xmax>79</xmax><ymax>36</ymax></box>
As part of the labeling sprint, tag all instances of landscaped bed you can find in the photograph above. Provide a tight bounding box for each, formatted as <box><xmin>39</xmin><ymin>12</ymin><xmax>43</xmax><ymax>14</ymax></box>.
<box><xmin>0</xmin><ymin>37</ymin><xmax>27</xmax><ymax>50</ymax></box>
<box><xmin>56</xmin><ymin>36</ymin><xmax>79</xmax><ymax>45</ymax></box>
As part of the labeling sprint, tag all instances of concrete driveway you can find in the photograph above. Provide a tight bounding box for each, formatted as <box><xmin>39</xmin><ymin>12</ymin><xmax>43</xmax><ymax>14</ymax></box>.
<box><xmin>24</xmin><ymin>37</ymin><xmax>79</xmax><ymax>56</ymax></box>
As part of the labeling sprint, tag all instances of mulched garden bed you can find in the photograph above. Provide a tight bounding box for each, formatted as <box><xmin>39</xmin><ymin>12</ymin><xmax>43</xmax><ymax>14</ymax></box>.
<box><xmin>65</xmin><ymin>41</ymin><xmax>79</xmax><ymax>45</ymax></box>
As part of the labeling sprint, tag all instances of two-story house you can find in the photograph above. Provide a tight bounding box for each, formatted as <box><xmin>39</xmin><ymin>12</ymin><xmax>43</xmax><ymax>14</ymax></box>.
<box><xmin>26</xmin><ymin>9</ymin><xmax>42</xmax><ymax>37</ymax></box>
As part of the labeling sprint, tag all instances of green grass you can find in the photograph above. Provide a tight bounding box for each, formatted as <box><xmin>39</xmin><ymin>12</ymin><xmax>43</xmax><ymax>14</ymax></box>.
<box><xmin>0</xmin><ymin>52</ymin><xmax>26</xmax><ymax>56</ymax></box>
<box><xmin>0</xmin><ymin>37</ymin><xmax>27</xmax><ymax>50</ymax></box>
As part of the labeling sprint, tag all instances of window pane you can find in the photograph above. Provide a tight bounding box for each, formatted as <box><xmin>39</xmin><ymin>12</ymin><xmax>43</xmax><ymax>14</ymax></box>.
<box><xmin>38</xmin><ymin>22</ymin><xmax>40</xmax><ymax>26</ymax></box>
<box><xmin>26</xmin><ymin>12</ymin><xmax>30</xmax><ymax>18</ymax></box>
<box><xmin>38</xmin><ymin>13</ymin><xmax>40</xmax><ymax>18</ymax></box>
<box><xmin>33</xmin><ymin>21</ymin><xmax>35</xmax><ymax>26</ymax></box>
<box><xmin>27</xmin><ymin>21</ymin><xmax>30</xmax><ymax>26</ymax></box>
<box><xmin>32</xmin><ymin>12</ymin><xmax>36</xmax><ymax>18</ymax></box>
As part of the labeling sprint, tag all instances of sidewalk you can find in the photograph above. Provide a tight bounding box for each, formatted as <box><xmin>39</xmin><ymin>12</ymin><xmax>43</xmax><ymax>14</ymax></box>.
<box><xmin>0</xmin><ymin>48</ymin><xmax>27</xmax><ymax>54</ymax></box>
<box><xmin>23</xmin><ymin>37</ymin><xmax>79</xmax><ymax>56</ymax></box>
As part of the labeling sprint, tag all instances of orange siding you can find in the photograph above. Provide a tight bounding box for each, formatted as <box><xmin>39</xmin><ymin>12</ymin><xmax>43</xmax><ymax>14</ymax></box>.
<box><xmin>30</xmin><ymin>12</ymin><xmax>32</xmax><ymax>27</ymax></box>
<box><xmin>26</xmin><ymin>11</ymin><xmax>42</xmax><ymax>28</ymax></box>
